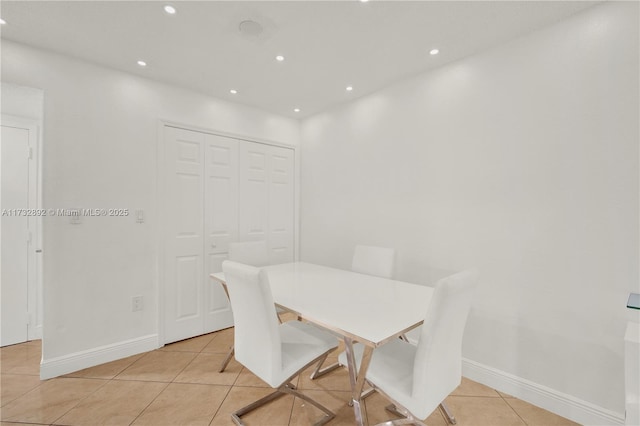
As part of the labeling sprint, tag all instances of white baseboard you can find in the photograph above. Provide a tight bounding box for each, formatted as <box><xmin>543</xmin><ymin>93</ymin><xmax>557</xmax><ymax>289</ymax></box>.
<box><xmin>462</xmin><ymin>358</ymin><xmax>626</xmax><ymax>426</ymax></box>
<box><xmin>40</xmin><ymin>334</ymin><xmax>159</xmax><ymax>380</ymax></box>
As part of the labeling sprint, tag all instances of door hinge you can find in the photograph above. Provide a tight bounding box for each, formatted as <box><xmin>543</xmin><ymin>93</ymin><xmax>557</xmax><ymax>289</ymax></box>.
<box><xmin>26</xmin><ymin>312</ymin><xmax>31</xmax><ymax>326</ymax></box>
<box><xmin>28</xmin><ymin>147</ymin><xmax>33</xmax><ymax>159</ymax></box>
<box><xmin>27</xmin><ymin>231</ymin><xmax>32</xmax><ymax>245</ymax></box>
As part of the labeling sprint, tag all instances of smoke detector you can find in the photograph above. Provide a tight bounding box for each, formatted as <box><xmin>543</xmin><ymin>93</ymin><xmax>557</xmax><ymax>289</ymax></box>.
<box><xmin>239</xmin><ymin>20</ymin><xmax>264</xmax><ymax>37</ymax></box>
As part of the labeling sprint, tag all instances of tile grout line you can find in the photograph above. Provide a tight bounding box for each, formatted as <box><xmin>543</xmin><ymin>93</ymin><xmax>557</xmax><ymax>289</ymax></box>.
<box><xmin>194</xmin><ymin>332</ymin><xmax>239</xmax><ymax>426</ymax></box>
<box><xmin>111</xmin><ymin>350</ymin><xmax>153</xmax><ymax>382</ymax></box>
<box><xmin>56</xmin><ymin>350</ymin><xmax>170</xmax><ymax>426</ymax></box>
<box><xmin>125</xmin><ymin>347</ymin><xmax>202</xmax><ymax>425</ymax></box>
<box><xmin>207</xmin><ymin>383</ymin><xmax>234</xmax><ymax>426</ymax></box>
<box><xmin>0</xmin><ymin>374</ymin><xmax>42</xmax><ymax>407</ymax></box>
<box><xmin>286</xmin><ymin>387</ymin><xmax>297</xmax><ymax>425</ymax></box>
<box><xmin>110</xmin><ymin>351</ymin><xmax>169</xmax><ymax>425</ymax></box>
<box><xmin>78</xmin><ymin>347</ymin><xmax>189</xmax><ymax>426</ymax></box>
<box><xmin>208</xmin><ymin>329</ymin><xmax>294</xmax><ymax>426</ymax></box>
<box><xmin>127</xmin><ymin>344</ymin><xmax>217</xmax><ymax>425</ymax></box>
<box><xmin>48</xmin><ymin>376</ymin><xmax>111</xmax><ymax>426</ymax></box>
<box><xmin>212</xmin><ymin>330</ymin><xmax>283</xmax><ymax>425</ymax></box>
<box><xmin>125</xmin><ymin>380</ymin><xmax>172</xmax><ymax>426</ymax></box>
<box><xmin>499</xmin><ymin>391</ymin><xmax>530</xmax><ymax>426</ymax></box>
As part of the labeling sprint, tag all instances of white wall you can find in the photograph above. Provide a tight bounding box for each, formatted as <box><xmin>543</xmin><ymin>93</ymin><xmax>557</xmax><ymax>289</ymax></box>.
<box><xmin>0</xmin><ymin>40</ymin><xmax>299</xmax><ymax>375</ymax></box>
<box><xmin>1</xmin><ymin>82</ymin><xmax>44</xmax><ymax>120</ymax></box>
<box><xmin>300</xmin><ymin>2</ymin><xmax>638</xmax><ymax>422</ymax></box>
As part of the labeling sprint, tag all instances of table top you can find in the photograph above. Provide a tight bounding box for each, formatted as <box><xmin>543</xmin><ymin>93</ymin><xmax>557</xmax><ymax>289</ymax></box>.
<box><xmin>211</xmin><ymin>261</ymin><xmax>434</xmax><ymax>347</ymax></box>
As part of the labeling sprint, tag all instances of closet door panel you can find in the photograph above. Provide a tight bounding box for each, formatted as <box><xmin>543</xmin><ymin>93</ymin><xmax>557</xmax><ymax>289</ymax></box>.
<box><xmin>203</xmin><ymin>134</ymin><xmax>237</xmax><ymax>331</ymax></box>
<box><xmin>163</xmin><ymin>127</ymin><xmax>205</xmax><ymax>343</ymax></box>
<box><xmin>204</xmin><ymin>135</ymin><xmax>238</xmax><ymax>256</ymax></box>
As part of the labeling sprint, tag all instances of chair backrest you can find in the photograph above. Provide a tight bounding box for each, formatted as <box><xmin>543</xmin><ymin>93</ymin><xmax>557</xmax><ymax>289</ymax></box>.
<box><xmin>412</xmin><ymin>269</ymin><xmax>478</xmax><ymax>413</ymax></box>
<box><xmin>351</xmin><ymin>245</ymin><xmax>395</xmax><ymax>279</ymax></box>
<box><xmin>228</xmin><ymin>240</ymin><xmax>269</xmax><ymax>267</ymax></box>
<box><xmin>222</xmin><ymin>260</ymin><xmax>281</xmax><ymax>384</ymax></box>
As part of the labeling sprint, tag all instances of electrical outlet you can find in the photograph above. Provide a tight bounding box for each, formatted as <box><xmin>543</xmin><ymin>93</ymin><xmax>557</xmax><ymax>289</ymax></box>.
<box><xmin>132</xmin><ymin>296</ymin><xmax>143</xmax><ymax>312</ymax></box>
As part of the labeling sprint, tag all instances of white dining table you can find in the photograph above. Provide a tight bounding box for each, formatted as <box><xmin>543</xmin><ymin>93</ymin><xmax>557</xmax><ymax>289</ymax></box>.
<box><xmin>210</xmin><ymin>261</ymin><xmax>434</xmax><ymax>426</ymax></box>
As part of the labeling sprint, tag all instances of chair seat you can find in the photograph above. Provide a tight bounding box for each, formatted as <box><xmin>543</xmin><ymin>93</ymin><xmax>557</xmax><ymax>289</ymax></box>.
<box><xmin>339</xmin><ymin>339</ymin><xmax>433</xmax><ymax>419</ymax></box>
<box><xmin>270</xmin><ymin>321</ymin><xmax>338</xmax><ymax>387</ymax></box>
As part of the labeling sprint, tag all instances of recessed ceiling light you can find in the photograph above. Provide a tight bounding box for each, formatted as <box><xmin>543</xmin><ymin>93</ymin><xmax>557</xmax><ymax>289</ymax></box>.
<box><xmin>293</xmin><ymin>108</ymin><xmax>300</xmax><ymax>113</ymax></box>
<box><xmin>230</xmin><ymin>89</ymin><xmax>238</xmax><ymax>94</ymax></box>
<box><xmin>0</xmin><ymin>18</ymin><xmax>6</xmax><ymax>25</ymax></box>
<box><xmin>346</xmin><ymin>86</ymin><xmax>354</xmax><ymax>92</ymax></box>
<box><xmin>360</xmin><ymin>0</ymin><xmax>370</xmax><ymax>3</ymax></box>
<box><xmin>275</xmin><ymin>55</ymin><xmax>285</xmax><ymax>62</ymax></box>
<box><xmin>137</xmin><ymin>60</ymin><xmax>147</xmax><ymax>67</ymax></box>
<box><xmin>164</xmin><ymin>5</ymin><xmax>177</xmax><ymax>15</ymax></box>
<box><xmin>429</xmin><ymin>48</ymin><xmax>440</xmax><ymax>55</ymax></box>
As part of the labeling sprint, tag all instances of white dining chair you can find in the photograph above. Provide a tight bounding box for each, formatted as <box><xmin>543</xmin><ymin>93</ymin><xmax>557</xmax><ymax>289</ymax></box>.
<box><xmin>331</xmin><ymin>245</ymin><xmax>457</xmax><ymax>424</ymax></box>
<box><xmin>218</xmin><ymin>240</ymin><xmax>270</xmax><ymax>373</ymax></box>
<box><xmin>351</xmin><ymin>245</ymin><xmax>396</xmax><ymax>279</ymax></box>
<box><xmin>222</xmin><ymin>260</ymin><xmax>338</xmax><ymax>426</ymax></box>
<box><xmin>338</xmin><ymin>269</ymin><xmax>478</xmax><ymax>426</ymax></box>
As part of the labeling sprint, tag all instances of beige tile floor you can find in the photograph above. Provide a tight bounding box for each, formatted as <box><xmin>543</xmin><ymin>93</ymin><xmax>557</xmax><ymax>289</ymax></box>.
<box><xmin>1</xmin><ymin>325</ymin><xmax>580</xmax><ymax>426</ymax></box>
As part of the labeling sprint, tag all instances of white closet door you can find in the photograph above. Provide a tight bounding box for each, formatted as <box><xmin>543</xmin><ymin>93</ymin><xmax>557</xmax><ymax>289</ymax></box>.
<box><xmin>164</xmin><ymin>127</ymin><xmax>205</xmax><ymax>342</ymax></box>
<box><xmin>203</xmin><ymin>134</ymin><xmax>236</xmax><ymax>332</ymax></box>
<box><xmin>239</xmin><ymin>142</ymin><xmax>295</xmax><ymax>264</ymax></box>
<box><xmin>163</xmin><ymin>128</ymin><xmax>295</xmax><ymax>344</ymax></box>
<box><xmin>1</xmin><ymin>125</ymin><xmax>30</xmax><ymax>346</ymax></box>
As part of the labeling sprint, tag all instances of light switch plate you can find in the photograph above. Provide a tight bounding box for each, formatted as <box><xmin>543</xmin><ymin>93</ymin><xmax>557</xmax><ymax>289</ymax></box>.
<box><xmin>69</xmin><ymin>208</ymin><xmax>81</xmax><ymax>224</ymax></box>
<box><xmin>628</xmin><ymin>293</ymin><xmax>640</xmax><ymax>310</ymax></box>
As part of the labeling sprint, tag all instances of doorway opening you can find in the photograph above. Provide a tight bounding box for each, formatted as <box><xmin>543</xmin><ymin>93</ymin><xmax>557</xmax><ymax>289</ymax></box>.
<box><xmin>1</xmin><ymin>83</ymin><xmax>44</xmax><ymax>364</ymax></box>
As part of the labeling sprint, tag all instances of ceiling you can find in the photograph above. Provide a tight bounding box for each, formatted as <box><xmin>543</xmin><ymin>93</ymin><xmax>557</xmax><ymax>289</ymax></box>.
<box><xmin>0</xmin><ymin>1</ymin><xmax>599</xmax><ymax>119</ymax></box>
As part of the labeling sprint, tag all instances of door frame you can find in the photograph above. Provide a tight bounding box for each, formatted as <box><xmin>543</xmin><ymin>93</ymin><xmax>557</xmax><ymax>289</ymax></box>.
<box><xmin>1</xmin><ymin>114</ymin><xmax>43</xmax><ymax>342</ymax></box>
<box><xmin>155</xmin><ymin>120</ymin><xmax>299</xmax><ymax>346</ymax></box>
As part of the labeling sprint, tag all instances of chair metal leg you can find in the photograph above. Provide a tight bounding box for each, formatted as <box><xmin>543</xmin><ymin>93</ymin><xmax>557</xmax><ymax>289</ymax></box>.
<box><xmin>348</xmin><ymin>386</ymin><xmax>376</xmax><ymax>407</ymax></box>
<box><xmin>285</xmin><ymin>382</ymin><xmax>297</xmax><ymax>390</ymax></box>
<box><xmin>309</xmin><ymin>352</ymin><xmax>341</xmax><ymax>379</ymax></box>
<box><xmin>344</xmin><ymin>336</ymin><xmax>373</xmax><ymax>426</ymax></box>
<box><xmin>281</xmin><ymin>382</ymin><xmax>335</xmax><ymax>425</ymax></box>
<box><xmin>231</xmin><ymin>382</ymin><xmax>335</xmax><ymax>426</ymax></box>
<box><xmin>231</xmin><ymin>389</ymin><xmax>286</xmax><ymax>426</ymax></box>
<box><xmin>218</xmin><ymin>346</ymin><xmax>235</xmax><ymax>373</ymax></box>
<box><xmin>380</xmin><ymin>404</ymin><xmax>427</xmax><ymax>426</ymax></box>
<box><xmin>385</xmin><ymin>402</ymin><xmax>451</xmax><ymax>426</ymax></box>
<box><xmin>374</xmin><ymin>419</ymin><xmax>424</xmax><ymax>426</ymax></box>
<box><xmin>385</xmin><ymin>404</ymin><xmax>405</xmax><ymax>417</ymax></box>
<box><xmin>438</xmin><ymin>401</ymin><xmax>457</xmax><ymax>425</ymax></box>
<box><xmin>361</xmin><ymin>387</ymin><xmax>376</xmax><ymax>399</ymax></box>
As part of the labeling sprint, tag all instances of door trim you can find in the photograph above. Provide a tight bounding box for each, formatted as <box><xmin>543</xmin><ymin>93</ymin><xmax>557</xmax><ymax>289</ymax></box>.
<box><xmin>156</xmin><ymin>120</ymin><xmax>299</xmax><ymax>346</ymax></box>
